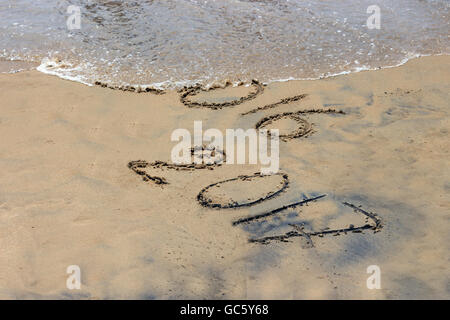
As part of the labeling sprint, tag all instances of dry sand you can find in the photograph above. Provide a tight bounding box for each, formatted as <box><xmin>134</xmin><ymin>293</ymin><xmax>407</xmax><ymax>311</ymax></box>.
<box><xmin>0</xmin><ymin>55</ymin><xmax>448</xmax><ymax>299</ymax></box>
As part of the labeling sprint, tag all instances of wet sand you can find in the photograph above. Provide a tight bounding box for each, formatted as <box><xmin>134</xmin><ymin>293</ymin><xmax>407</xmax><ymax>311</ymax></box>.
<box><xmin>0</xmin><ymin>55</ymin><xmax>448</xmax><ymax>299</ymax></box>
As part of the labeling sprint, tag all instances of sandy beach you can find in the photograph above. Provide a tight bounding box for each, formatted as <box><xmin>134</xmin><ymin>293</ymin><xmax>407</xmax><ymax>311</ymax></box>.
<box><xmin>0</xmin><ymin>55</ymin><xmax>448</xmax><ymax>299</ymax></box>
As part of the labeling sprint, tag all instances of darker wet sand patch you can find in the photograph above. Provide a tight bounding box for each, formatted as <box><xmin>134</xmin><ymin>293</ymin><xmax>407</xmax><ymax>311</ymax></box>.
<box><xmin>242</xmin><ymin>198</ymin><xmax>383</xmax><ymax>246</ymax></box>
<box><xmin>0</xmin><ymin>59</ymin><xmax>38</xmax><ymax>73</ymax></box>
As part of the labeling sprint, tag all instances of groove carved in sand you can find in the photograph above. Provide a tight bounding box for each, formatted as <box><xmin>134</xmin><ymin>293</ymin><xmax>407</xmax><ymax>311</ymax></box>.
<box><xmin>179</xmin><ymin>80</ymin><xmax>264</xmax><ymax>109</ymax></box>
<box><xmin>94</xmin><ymin>80</ymin><xmax>165</xmax><ymax>94</ymax></box>
<box><xmin>240</xmin><ymin>198</ymin><xmax>383</xmax><ymax>245</ymax></box>
<box><xmin>241</xmin><ymin>94</ymin><xmax>308</xmax><ymax>115</ymax></box>
<box><xmin>255</xmin><ymin>108</ymin><xmax>345</xmax><ymax>141</ymax></box>
<box><xmin>196</xmin><ymin>173</ymin><xmax>289</xmax><ymax>209</ymax></box>
<box><xmin>128</xmin><ymin>146</ymin><xmax>225</xmax><ymax>185</ymax></box>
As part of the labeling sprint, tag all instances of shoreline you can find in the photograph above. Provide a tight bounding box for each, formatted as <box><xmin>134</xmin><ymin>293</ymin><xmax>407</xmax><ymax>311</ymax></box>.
<box><xmin>2</xmin><ymin>52</ymin><xmax>449</xmax><ymax>92</ymax></box>
<box><xmin>0</xmin><ymin>55</ymin><xmax>449</xmax><ymax>299</ymax></box>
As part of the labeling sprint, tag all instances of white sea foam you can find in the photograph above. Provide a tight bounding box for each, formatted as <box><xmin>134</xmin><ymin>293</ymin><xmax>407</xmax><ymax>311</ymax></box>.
<box><xmin>33</xmin><ymin>52</ymin><xmax>448</xmax><ymax>91</ymax></box>
<box><xmin>36</xmin><ymin>57</ymin><xmax>93</xmax><ymax>86</ymax></box>
<box><xmin>1</xmin><ymin>0</ymin><xmax>447</xmax><ymax>90</ymax></box>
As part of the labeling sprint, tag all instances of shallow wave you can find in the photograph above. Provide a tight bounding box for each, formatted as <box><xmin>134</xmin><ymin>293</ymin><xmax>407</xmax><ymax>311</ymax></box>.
<box><xmin>1</xmin><ymin>0</ymin><xmax>449</xmax><ymax>89</ymax></box>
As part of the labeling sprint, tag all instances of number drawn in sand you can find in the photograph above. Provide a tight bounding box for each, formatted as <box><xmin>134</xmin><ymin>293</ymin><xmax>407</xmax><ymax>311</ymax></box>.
<box><xmin>240</xmin><ymin>94</ymin><xmax>308</xmax><ymax>116</ymax></box>
<box><xmin>197</xmin><ymin>173</ymin><xmax>289</xmax><ymax>209</ymax></box>
<box><xmin>127</xmin><ymin>88</ymin><xmax>382</xmax><ymax>247</ymax></box>
<box><xmin>128</xmin><ymin>145</ymin><xmax>225</xmax><ymax>185</ymax></box>
<box><xmin>179</xmin><ymin>80</ymin><xmax>264</xmax><ymax>109</ymax></box>
<box><xmin>232</xmin><ymin>197</ymin><xmax>383</xmax><ymax>247</ymax></box>
<box><xmin>255</xmin><ymin>109</ymin><xmax>345</xmax><ymax>141</ymax></box>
